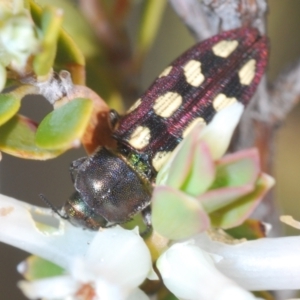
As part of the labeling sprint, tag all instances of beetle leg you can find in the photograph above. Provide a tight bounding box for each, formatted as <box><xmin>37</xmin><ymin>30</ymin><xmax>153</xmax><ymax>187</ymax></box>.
<box><xmin>69</xmin><ymin>157</ymin><xmax>87</xmax><ymax>183</ymax></box>
<box><xmin>109</xmin><ymin>109</ymin><xmax>120</xmax><ymax>129</ymax></box>
<box><xmin>141</xmin><ymin>206</ymin><xmax>152</xmax><ymax>236</ymax></box>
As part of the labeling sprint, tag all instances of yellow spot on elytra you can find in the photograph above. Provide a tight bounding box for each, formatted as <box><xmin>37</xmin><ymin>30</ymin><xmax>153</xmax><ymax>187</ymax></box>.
<box><xmin>153</xmin><ymin>92</ymin><xmax>182</xmax><ymax>118</ymax></box>
<box><xmin>182</xmin><ymin>118</ymin><xmax>206</xmax><ymax>138</ymax></box>
<box><xmin>213</xmin><ymin>93</ymin><xmax>237</xmax><ymax>111</ymax></box>
<box><xmin>128</xmin><ymin>126</ymin><xmax>151</xmax><ymax>149</ymax></box>
<box><xmin>126</xmin><ymin>98</ymin><xmax>142</xmax><ymax>114</ymax></box>
<box><xmin>183</xmin><ymin>60</ymin><xmax>205</xmax><ymax>87</ymax></box>
<box><xmin>152</xmin><ymin>151</ymin><xmax>172</xmax><ymax>171</ymax></box>
<box><xmin>159</xmin><ymin>66</ymin><xmax>173</xmax><ymax>78</ymax></box>
<box><xmin>238</xmin><ymin>59</ymin><xmax>256</xmax><ymax>85</ymax></box>
<box><xmin>212</xmin><ymin>40</ymin><xmax>239</xmax><ymax>58</ymax></box>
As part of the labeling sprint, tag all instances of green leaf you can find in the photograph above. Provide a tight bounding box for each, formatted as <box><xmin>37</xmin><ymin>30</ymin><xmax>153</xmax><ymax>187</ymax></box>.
<box><xmin>210</xmin><ymin>173</ymin><xmax>275</xmax><ymax>229</ymax></box>
<box><xmin>55</xmin><ymin>29</ymin><xmax>86</xmax><ymax>84</ymax></box>
<box><xmin>158</xmin><ymin>126</ymin><xmax>215</xmax><ymax>197</ymax></box>
<box><xmin>210</xmin><ymin>148</ymin><xmax>260</xmax><ymax>189</ymax></box>
<box><xmin>23</xmin><ymin>0</ymin><xmax>30</xmax><ymax>10</ymax></box>
<box><xmin>35</xmin><ymin>98</ymin><xmax>93</xmax><ymax>149</ymax></box>
<box><xmin>33</xmin><ymin>5</ymin><xmax>63</xmax><ymax>76</ymax></box>
<box><xmin>0</xmin><ymin>93</ymin><xmax>20</xmax><ymax>126</ymax></box>
<box><xmin>158</xmin><ymin>287</ymin><xmax>180</xmax><ymax>300</ymax></box>
<box><xmin>35</xmin><ymin>0</ymin><xmax>97</xmax><ymax>58</ymax></box>
<box><xmin>136</xmin><ymin>0</ymin><xmax>167</xmax><ymax>59</ymax></box>
<box><xmin>21</xmin><ymin>256</ymin><xmax>64</xmax><ymax>280</ymax></box>
<box><xmin>160</xmin><ymin>129</ymin><xmax>195</xmax><ymax>188</ymax></box>
<box><xmin>198</xmin><ymin>185</ymin><xmax>255</xmax><ymax>214</ymax></box>
<box><xmin>226</xmin><ymin>219</ymin><xmax>267</xmax><ymax>240</ymax></box>
<box><xmin>0</xmin><ymin>63</ymin><xmax>6</xmax><ymax>92</ymax></box>
<box><xmin>30</xmin><ymin>1</ymin><xmax>85</xmax><ymax>83</ymax></box>
<box><xmin>181</xmin><ymin>141</ymin><xmax>215</xmax><ymax>196</ymax></box>
<box><xmin>152</xmin><ymin>186</ymin><xmax>210</xmax><ymax>240</ymax></box>
<box><xmin>0</xmin><ymin>115</ymin><xmax>62</xmax><ymax>159</ymax></box>
<box><xmin>157</xmin><ymin>123</ymin><xmax>206</xmax><ymax>186</ymax></box>
<box><xmin>123</xmin><ymin>213</ymin><xmax>147</xmax><ymax>234</ymax></box>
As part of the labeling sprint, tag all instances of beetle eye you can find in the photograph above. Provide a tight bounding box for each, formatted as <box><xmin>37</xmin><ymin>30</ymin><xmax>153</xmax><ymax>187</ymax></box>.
<box><xmin>63</xmin><ymin>192</ymin><xmax>108</xmax><ymax>230</ymax></box>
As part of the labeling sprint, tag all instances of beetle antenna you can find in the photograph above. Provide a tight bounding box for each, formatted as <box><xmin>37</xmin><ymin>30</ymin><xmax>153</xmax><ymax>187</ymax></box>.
<box><xmin>39</xmin><ymin>193</ymin><xmax>69</xmax><ymax>220</ymax></box>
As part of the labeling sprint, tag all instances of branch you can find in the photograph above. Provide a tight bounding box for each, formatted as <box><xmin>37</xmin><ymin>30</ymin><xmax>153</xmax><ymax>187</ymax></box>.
<box><xmin>169</xmin><ymin>0</ymin><xmax>268</xmax><ymax>42</ymax></box>
<box><xmin>203</xmin><ymin>0</ymin><xmax>267</xmax><ymax>33</ymax></box>
<box><xmin>269</xmin><ymin>59</ymin><xmax>300</xmax><ymax>122</ymax></box>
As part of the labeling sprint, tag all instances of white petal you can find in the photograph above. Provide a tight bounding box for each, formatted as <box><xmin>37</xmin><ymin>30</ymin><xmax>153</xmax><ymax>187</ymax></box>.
<box><xmin>94</xmin><ymin>280</ymin><xmax>150</xmax><ymax>300</ymax></box>
<box><xmin>199</xmin><ymin>102</ymin><xmax>244</xmax><ymax>159</ymax></box>
<box><xmin>18</xmin><ymin>276</ymin><xmax>77</xmax><ymax>299</ymax></box>
<box><xmin>195</xmin><ymin>233</ymin><xmax>300</xmax><ymax>290</ymax></box>
<box><xmin>157</xmin><ymin>241</ymin><xmax>257</xmax><ymax>300</ymax></box>
<box><xmin>0</xmin><ymin>194</ymin><xmax>96</xmax><ymax>269</ymax></box>
<box><xmin>213</xmin><ymin>286</ymin><xmax>259</xmax><ymax>300</ymax></box>
<box><xmin>0</xmin><ymin>15</ymin><xmax>39</xmax><ymax>69</ymax></box>
<box><xmin>72</xmin><ymin>226</ymin><xmax>152</xmax><ymax>289</ymax></box>
<box><xmin>94</xmin><ymin>278</ymin><xmax>124</xmax><ymax>300</ymax></box>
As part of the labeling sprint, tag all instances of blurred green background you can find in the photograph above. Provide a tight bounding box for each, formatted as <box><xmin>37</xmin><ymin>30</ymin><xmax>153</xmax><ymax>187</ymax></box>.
<box><xmin>1</xmin><ymin>0</ymin><xmax>300</xmax><ymax>299</ymax></box>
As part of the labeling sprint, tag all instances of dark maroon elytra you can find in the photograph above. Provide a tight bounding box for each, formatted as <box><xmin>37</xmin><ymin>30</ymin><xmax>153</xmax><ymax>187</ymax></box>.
<box><xmin>115</xmin><ymin>27</ymin><xmax>268</xmax><ymax>179</ymax></box>
<box><xmin>62</xmin><ymin>27</ymin><xmax>268</xmax><ymax>230</ymax></box>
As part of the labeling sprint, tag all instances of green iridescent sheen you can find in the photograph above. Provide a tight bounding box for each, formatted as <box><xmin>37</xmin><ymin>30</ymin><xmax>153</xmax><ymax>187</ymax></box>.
<box><xmin>128</xmin><ymin>153</ymin><xmax>149</xmax><ymax>175</ymax></box>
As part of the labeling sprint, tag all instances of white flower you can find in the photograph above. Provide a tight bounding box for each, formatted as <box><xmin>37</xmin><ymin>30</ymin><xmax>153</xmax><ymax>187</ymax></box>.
<box><xmin>157</xmin><ymin>240</ymin><xmax>258</xmax><ymax>300</ymax></box>
<box><xmin>0</xmin><ymin>14</ymin><xmax>39</xmax><ymax>71</ymax></box>
<box><xmin>156</xmin><ymin>232</ymin><xmax>300</xmax><ymax>299</ymax></box>
<box><xmin>194</xmin><ymin>232</ymin><xmax>300</xmax><ymax>291</ymax></box>
<box><xmin>0</xmin><ymin>7</ymin><xmax>40</xmax><ymax>90</ymax></box>
<box><xmin>0</xmin><ymin>194</ymin><xmax>152</xmax><ymax>300</ymax></box>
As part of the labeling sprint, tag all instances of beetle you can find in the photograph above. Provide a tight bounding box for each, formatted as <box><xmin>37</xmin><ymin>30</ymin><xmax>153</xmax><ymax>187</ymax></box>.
<box><xmin>49</xmin><ymin>27</ymin><xmax>268</xmax><ymax>231</ymax></box>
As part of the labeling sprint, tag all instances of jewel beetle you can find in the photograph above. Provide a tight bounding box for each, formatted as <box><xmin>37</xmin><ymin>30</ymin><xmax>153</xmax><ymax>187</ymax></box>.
<box><xmin>54</xmin><ymin>27</ymin><xmax>268</xmax><ymax>230</ymax></box>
